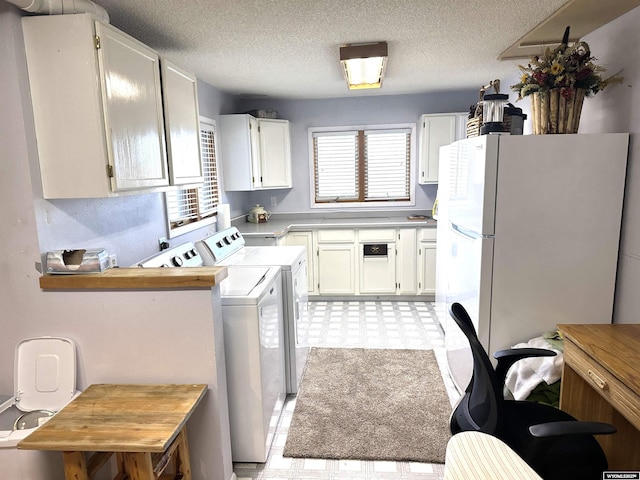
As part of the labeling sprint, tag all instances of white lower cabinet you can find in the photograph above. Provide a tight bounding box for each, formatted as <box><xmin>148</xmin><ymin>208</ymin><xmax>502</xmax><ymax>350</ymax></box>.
<box><xmin>284</xmin><ymin>231</ymin><xmax>316</xmax><ymax>294</ymax></box>
<box><xmin>359</xmin><ymin>229</ymin><xmax>396</xmax><ymax>294</ymax></box>
<box><xmin>286</xmin><ymin>226</ymin><xmax>435</xmax><ymax>297</ymax></box>
<box><xmin>316</xmin><ymin>229</ymin><xmax>358</xmax><ymax>295</ymax></box>
<box><xmin>418</xmin><ymin>228</ymin><xmax>437</xmax><ymax>294</ymax></box>
<box><xmin>317</xmin><ymin>230</ymin><xmax>356</xmax><ymax>295</ymax></box>
<box><xmin>318</xmin><ymin>244</ymin><xmax>356</xmax><ymax>295</ymax></box>
<box><xmin>397</xmin><ymin>228</ymin><xmax>418</xmax><ymax>294</ymax></box>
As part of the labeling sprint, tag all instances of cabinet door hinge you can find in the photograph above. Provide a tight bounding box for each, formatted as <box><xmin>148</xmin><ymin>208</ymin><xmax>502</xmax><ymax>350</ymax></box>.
<box><xmin>106</xmin><ymin>165</ymin><xmax>114</xmax><ymax>178</ymax></box>
<box><xmin>94</xmin><ymin>35</ymin><xmax>101</xmax><ymax>49</ymax></box>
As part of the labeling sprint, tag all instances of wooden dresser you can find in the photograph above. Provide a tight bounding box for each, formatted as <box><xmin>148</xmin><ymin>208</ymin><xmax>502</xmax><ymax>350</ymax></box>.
<box><xmin>558</xmin><ymin>324</ymin><xmax>640</xmax><ymax>470</ymax></box>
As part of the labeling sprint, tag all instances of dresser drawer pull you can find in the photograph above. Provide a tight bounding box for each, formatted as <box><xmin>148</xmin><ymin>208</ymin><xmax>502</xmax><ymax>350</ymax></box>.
<box><xmin>588</xmin><ymin>369</ymin><xmax>608</xmax><ymax>390</ymax></box>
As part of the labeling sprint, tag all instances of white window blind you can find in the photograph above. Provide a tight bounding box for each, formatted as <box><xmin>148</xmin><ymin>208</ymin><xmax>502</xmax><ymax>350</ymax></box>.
<box><xmin>312</xmin><ymin>127</ymin><xmax>411</xmax><ymax>203</ymax></box>
<box><xmin>166</xmin><ymin>118</ymin><xmax>219</xmax><ymax>235</ymax></box>
<box><xmin>365</xmin><ymin>129</ymin><xmax>411</xmax><ymax>200</ymax></box>
<box><xmin>314</xmin><ymin>131</ymin><xmax>359</xmax><ymax>201</ymax></box>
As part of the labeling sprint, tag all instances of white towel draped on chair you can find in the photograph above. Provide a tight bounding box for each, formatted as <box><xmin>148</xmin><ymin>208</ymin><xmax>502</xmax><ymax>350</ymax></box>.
<box><xmin>505</xmin><ymin>336</ymin><xmax>563</xmax><ymax>400</ymax></box>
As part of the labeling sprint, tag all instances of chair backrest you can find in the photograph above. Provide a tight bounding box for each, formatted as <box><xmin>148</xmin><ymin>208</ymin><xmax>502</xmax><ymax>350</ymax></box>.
<box><xmin>449</xmin><ymin>302</ymin><xmax>504</xmax><ymax>434</ymax></box>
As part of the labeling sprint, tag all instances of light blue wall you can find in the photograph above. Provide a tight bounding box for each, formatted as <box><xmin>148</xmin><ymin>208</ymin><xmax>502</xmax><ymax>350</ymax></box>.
<box><xmin>577</xmin><ymin>7</ymin><xmax>640</xmax><ymax>324</ymax></box>
<box><xmin>235</xmin><ymin>91</ymin><xmax>478</xmax><ymax>214</ymax></box>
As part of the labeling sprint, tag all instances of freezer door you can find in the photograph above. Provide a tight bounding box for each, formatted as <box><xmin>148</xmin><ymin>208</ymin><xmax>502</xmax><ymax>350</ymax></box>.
<box><xmin>448</xmin><ymin>136</ymin><xmax>498</xmax><ymax>236</ymax></box>
<box><xmin>444</xmin><ymin>224</ymin><xmax>494</xmax><ymax>393</ymax></box>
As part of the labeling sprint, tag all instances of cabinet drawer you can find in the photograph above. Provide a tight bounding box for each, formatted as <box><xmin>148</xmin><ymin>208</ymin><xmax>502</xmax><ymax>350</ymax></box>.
<box><xmin>564</xmin><ymin>339</ymin><xmax>640</xmax><ymax>430</ymax></box>
<box><xmin>419</xmin><ymin>228</ymin><xmax>437</xmax><ymax>241</ymax></box>
<box><xmin>359</xmin><ymin>229</ymin><xmax>395</xmax><ymax>243</ymax></box>
<box><xmin>317</xmin><ymin>229</ymin><xmax>355</xmax><ymax>243</ymax></box>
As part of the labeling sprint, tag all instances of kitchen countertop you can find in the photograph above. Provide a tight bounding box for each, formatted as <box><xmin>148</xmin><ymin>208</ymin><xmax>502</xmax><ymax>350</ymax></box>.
<box><xmin>39</xmin><ymin>266</ymin><xmax>228</xmax><ymax>290</ymax></box>
<box><xmin>234</xmin><ymin>214</ymin><xmax>436</xmax><ymax>238</ymax></box>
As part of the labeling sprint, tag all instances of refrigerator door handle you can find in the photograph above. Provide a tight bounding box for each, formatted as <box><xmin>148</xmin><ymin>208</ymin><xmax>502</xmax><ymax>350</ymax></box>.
<box><xmin>450</xmin><ymin>223</ymin><xmax>489</xmax><ymax>240</ymax></box>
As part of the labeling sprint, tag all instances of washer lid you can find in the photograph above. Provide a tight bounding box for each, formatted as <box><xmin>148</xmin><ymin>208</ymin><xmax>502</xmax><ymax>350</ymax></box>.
<box><xmin>219</xmin><ymin>246</ymin><xmax>305</xmax><ymax>269</ymax></box>
<box><xmin>14</xmin><ymin>337</ymin><xmax>77</xmax><ymax>412</ymax></box>
<box><xmin>219</xmin><ymin>266</ymin><xmax>275</xmax><ymax>297</ymax></box>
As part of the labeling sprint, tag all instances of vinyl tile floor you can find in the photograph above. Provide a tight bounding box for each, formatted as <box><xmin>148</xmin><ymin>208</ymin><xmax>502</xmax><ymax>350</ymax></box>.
<box><xmin>234</xmin><ymin>300</ymin><xmax>459</xmax><ymax>480</ymax></box>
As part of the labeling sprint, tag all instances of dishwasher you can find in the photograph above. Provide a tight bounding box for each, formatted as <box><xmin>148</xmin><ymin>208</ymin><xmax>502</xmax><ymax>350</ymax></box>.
<box><xmin>360</xmin><ymin>242</ymin><xmax>397</xmax><ymax>294</ymax></box>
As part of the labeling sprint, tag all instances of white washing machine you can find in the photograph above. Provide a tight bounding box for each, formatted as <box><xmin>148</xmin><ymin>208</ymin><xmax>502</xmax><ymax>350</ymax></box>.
<box><xmin>196</xmin><ymin>227</ymin><xmax>309</xmax><ymax>394</ymax></box>
<box><xmin>138</xmin><ymin>245</ymin><xmax>286</xmax><ymax>463</ymax></box>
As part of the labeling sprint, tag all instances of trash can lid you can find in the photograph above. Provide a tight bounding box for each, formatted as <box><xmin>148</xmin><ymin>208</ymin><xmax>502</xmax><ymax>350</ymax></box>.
<box><xmin>15</xmin><ymin>337</ymin><xmax>76</xmax><ymax>412</ymax></box>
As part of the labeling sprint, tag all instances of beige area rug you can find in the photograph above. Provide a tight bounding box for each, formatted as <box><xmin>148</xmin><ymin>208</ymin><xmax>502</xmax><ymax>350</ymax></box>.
<box><xmin>283</xmin><ymin>347</ymin><xmax>452</xmax><ymax>463</ymax></box>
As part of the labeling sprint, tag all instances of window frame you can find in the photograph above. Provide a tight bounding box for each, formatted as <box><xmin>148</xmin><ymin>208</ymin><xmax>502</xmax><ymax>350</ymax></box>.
<box><xmin>308</xmin><ymin>123</ymin><xmax>416</xmax><ymax>209</ymax></box>
<box><xmin>165</xmin><ymin>116</ymin><xmax>220</xmax><ymax>238</ymax></box>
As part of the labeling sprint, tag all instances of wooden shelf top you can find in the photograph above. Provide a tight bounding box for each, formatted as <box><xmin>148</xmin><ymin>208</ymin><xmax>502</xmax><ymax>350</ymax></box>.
<box><xmin>39</xmin><ymin>266</ymin><xmax>228</xmax><ymax>290</ymax></box>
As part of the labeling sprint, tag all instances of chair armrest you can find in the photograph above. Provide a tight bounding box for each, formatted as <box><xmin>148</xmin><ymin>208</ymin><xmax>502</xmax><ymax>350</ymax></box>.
<box><xmin>493</xmin><ymin>348</ymin><xmax>556</xmax><ymax>386</ymax></box>
<box><xmin>529</xmin><ymin>421</ymin><xmax>616</xmax><ymax>438</ymax></box>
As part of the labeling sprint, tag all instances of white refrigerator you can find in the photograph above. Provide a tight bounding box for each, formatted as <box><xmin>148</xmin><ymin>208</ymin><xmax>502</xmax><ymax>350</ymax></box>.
<box><xmin>436</xmin><ymin>133</ymin><xmax>629</xmax><ymax>393</ymax></box>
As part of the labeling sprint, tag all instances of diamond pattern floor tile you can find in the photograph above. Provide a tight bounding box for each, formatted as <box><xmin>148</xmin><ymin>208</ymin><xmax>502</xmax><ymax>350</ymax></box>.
<box><xmin>232</xmin><ymin>300</ymin><xmax>455</xmax><ymax>480</ymax></box>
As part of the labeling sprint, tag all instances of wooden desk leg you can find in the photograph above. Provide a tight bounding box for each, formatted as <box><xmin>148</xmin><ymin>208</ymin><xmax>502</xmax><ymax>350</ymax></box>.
<box><xmin>123</xmin><ymin>451</ymin><xmax>155</xmax><ymax>480</ymax></box>
<box><xmin>174</xmin><ymin>427</ymin><xmax>192</xmax><ymax>480</ymax></box>
<box><xmin>62</xmin><ymin>451</ymin><xmax>89</xmax><ymax>480</ymax></box>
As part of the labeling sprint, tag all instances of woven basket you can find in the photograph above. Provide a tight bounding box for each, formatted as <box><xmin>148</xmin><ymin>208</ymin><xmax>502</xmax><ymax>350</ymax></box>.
<box><xmin>466</xmin><ymin>114</ymin><xmax>514</xmax><ymax>138</ymax></box>
<box><xmin>466</xmin><ymin>117</ymin><xmax>481</xmax><ymax>138</ymax></box>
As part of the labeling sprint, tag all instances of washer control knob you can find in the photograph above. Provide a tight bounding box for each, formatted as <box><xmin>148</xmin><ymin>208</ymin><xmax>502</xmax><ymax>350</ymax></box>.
<box><xmin>171</xmin><ymin>256</ymin><xmax>184</xmax><ymax>267</ymax></box>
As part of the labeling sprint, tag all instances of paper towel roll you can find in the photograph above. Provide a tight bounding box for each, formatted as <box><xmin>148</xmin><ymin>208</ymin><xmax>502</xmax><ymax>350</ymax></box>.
<box><xmin>218</xmin><ymin>204</ymin><xmax>231</xmax><ymax>230</ymax></box>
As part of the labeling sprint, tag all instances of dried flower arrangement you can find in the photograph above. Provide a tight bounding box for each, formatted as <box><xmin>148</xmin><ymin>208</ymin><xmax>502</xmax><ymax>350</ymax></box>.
<box><xmin>511</xmin><ymin>27</ymin><xmax>623</xmax><ymax>101</ymax></box>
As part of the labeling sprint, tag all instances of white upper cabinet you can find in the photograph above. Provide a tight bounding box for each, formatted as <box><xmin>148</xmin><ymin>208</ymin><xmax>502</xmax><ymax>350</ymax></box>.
<box><xmin>161</xmin><ymin>59</ymin><xmax>203</xmax><ymax>186</ymax></box>
<box><xmin>418</xmin><ymin>113</ymin><xmax>467</xmax><ymax>184</ymax></box>
<box><xmin>220</xmin><ymin>114</ymin><xmax>292</xmax><ymax>191</ymax></box>
<box><xmin>22</xmin><ymin>14</ymin><xmax>201</xmax><ymax>198</ymax></box>
<box><xmin>258</xmin><ymin>119</ymin><xmax>292</xmax><ymax>189</ymax></box>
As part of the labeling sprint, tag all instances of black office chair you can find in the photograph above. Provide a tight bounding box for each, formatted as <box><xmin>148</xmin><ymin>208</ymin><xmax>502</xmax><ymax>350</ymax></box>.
<box><xmin>448</xmin><ymin>302</ymin><xmax>616</xmax><ymax>480</ymax></box>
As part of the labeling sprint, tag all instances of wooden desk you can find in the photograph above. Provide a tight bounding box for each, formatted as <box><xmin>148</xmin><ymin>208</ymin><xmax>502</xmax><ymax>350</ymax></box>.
<box><xmin>18</xmin><ymin>383</ymin><xmax>207</xmax><ymax>480</ymax></box>
<box><xmin>558</xmin><ymin>324</ymin><xmax>640</xmax><ymax>470</ymax></box>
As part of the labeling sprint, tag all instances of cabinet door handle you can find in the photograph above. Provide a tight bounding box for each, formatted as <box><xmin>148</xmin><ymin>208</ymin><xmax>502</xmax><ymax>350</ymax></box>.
<box><xmin>587</xmin><ymin>369</ymin><xmax>608</xmax><ymax>390</ymax></box>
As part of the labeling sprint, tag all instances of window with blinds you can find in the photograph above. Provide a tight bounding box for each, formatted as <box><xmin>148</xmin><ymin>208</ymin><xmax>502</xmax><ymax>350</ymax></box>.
<box><xmin>312</xmin><ymin>126</ymin><xmax>412</xmax><ymax>204</ymax></box>
<box><xmin>165</xmin><ymin>117</ymin><xmax>219</xmax><ymax>237</ymax></box>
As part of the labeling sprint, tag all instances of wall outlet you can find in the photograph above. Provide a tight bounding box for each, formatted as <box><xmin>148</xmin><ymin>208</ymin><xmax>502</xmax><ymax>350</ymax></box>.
<box><xmin>158</xmin><ymin>237</ymin><xmax>170</xmax><ymax>251</ymax></box>
<box><xmin>108</xmin><ymin>254</ymin><xmax>118</xmax><ymax>268</ymax></box>
<box><xmin>270</xmin><ymin>196</ymin><xmax>277</xmax><ymax>207</ymax></box>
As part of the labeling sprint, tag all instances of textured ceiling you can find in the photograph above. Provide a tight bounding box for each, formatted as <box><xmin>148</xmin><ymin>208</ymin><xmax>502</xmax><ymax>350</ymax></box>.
<box><xmin>92</xmin><ymin>0</ymin><xmax>573</xmax><ymax>99</ymax></box>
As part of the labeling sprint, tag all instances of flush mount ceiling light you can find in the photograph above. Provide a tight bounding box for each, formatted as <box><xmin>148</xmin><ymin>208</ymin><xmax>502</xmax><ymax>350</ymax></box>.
<box><xmin>340</xmin><ymin>42</ymin><xmax>388</xmax><ymax>90</ymax></box>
